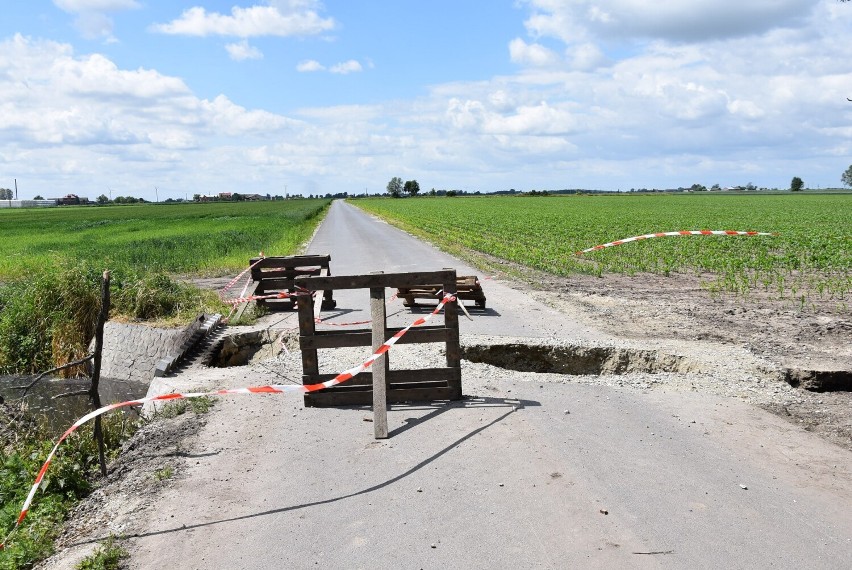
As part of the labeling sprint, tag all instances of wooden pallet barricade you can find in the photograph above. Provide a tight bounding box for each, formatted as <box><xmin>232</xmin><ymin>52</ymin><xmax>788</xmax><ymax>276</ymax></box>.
<box><xmin>238</xmin><ymin>255</ymin><xmax>336</xmax><ymax>320</ymax></box>
<box><xmin>397</xmin><ymin>275</ymin><xmax>486</xmax><ymax>309</ymax></box>
<box><xmin>296</xmin><ymin>270</ymin><xmax>463</xmax><ymax>438</ymax></box>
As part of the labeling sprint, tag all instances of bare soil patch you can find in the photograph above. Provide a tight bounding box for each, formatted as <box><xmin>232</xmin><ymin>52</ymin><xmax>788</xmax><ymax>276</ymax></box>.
<box><xmin>502</xmin><ymin>264</ymin><xmax>851</xmax><ymax>451</ymax></box>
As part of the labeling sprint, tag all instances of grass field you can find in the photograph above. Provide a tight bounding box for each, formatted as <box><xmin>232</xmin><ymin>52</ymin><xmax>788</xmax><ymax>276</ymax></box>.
<box><xmin>0</xmin><ymin>199</ymin><xmax>330</xmax><ymax>280</ymax></box>
<box><xmin>355</xmin><ymin>193</ymin><xmax>851</xmax><ymax>301</ymax></box>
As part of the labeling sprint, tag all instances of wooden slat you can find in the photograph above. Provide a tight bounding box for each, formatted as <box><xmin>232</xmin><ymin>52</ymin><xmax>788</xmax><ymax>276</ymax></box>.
<box><xmin>296</xmin><ymin>270</ymin><xmax>456</xmax><ymax>292</ymax></box>
<box><xmin>305</xmin><ymin>368</ymin><xmax>458</xmax><ymax>386</ymax></box>
<box><xmin>300</xmin><ymin>326</ymin><xmax>449</xmax><ymax>350</ymax></box>
<box><xmin>250</xmin><ymin>254</ymin><xmax>331</xmax><ymax>267</ymax></box>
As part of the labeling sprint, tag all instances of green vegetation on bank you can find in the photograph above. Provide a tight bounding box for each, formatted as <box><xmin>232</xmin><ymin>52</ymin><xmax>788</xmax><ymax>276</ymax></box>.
<box><xmin>0</xmin><ymin>200</ymin><xmax>330</xmax><ymax>375</ymax></box>
<box><xmin>0</xmin><ymin>412</ymin><xmax>135</xmax><ymax>570</ymax></box>
<box><xmin>356</xmin><ymin>193</ymin><xmax>851</xmax><ymax>301</ymax></box>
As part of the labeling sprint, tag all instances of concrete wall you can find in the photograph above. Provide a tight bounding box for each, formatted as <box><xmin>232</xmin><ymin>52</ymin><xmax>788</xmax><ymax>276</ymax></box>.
<box><xmin>98</xmin><ymin>316</ymin><xmax>205</xmax><ymax>382</ymax></box>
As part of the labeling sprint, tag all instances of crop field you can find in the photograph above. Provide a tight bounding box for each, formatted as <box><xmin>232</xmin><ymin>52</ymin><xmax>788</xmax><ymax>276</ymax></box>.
<box><xmin>356</xmin><ymin>193</ymin><xmax>851</xmax><ymax>301</ymax></box>
<box><xmin>0</xmin><ymin>199</ymin><xmax>330</xmax><ymax>280</ymax></box>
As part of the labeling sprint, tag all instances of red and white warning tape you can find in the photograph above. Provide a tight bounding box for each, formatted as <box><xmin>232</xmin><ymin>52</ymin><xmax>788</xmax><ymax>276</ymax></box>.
<box><xmin>219</xmin><ymin>253</ymin><xmax>266</xmax><ymax>302</ymax></box>
<box><xmin>0</xmin><ymin>294</ymin><xmax>457</xmax><ymax>549</ymax></box>
<box><xmin>576</xmin><ymin>230</ymin><xmax>777</xmax><ymax>255</ymax></box>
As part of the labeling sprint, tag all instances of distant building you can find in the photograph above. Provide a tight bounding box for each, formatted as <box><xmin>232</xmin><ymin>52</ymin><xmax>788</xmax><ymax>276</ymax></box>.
<box><xmin>52</xmin><ymin>194</ymin><xmax>90</xmax><ymax>205</ymax></box>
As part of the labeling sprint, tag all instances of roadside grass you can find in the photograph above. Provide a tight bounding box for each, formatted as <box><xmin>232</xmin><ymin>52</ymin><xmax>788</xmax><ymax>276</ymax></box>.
<box><xmin>74</xmin><ymin>534</ymin><xmax>128</xmax><ymax>570</ymax></box>
<box><xmin>0</xmin><ymin>412</ymin><xmax>138</xmax><ymax>570</ymax></box>
<box><xmin>355</xmin><ymin>193</ymin><xmax>851</xmax><ymax>303</ymax></box>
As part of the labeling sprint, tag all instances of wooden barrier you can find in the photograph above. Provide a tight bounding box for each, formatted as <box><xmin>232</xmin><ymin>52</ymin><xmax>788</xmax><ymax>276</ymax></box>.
<box><xmin>397</xmin><ymin>275</ymin><xmax>486</xmax><ymax>309</ymax></box>
<box><xmin>295</xmin><ymin>270</ymin><xmax>463</xmax><ymax>438</ymax></box>
<box><xmin>233</xmin><ymin>255</ymin><xmax>336</xmax><ymax>322</ymax></box>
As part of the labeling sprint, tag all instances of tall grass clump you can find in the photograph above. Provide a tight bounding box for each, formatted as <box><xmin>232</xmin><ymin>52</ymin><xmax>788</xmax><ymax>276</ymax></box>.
<box><xmin>0</xmin><ymin>260</ymin><xmax>227</xmax><ymax>376</ymax></box>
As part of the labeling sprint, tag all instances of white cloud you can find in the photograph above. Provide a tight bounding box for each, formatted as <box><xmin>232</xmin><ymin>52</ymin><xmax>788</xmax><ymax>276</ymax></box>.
<box><xmin>509</xmin><ymin>38</ymin><xmax>560</xmax><ymax>67</ymax></box>
<box><xmin>297</xmin><ymin>59</ymin><xmax>363</xmax><ymax>74</ymax></box>
<box><xmin>152</xmin><ymin>3</ymin><xmax>335</xmax><ymax>38</ymax></box>
<box><xmin>522</xmin><ymin>0</ymin><xmax>816</xmax><ymax>43</ymax></box>
<box><xmin>53</xmin><ymin>0</ymin><xmax>140</xmax><ymax>40</ymax></box>
<box><xmin>53</xmin><ymin>0</ymin><xmax>139</xmax><ymax>11</ymax></box>
<box><xmin>329</xmin><ymin>60</ymin><xmax>362</xmax><ymax>74</ymax></box>
<box><xmin>226</xmin><ymin>40</ymin><xmax>263</xmax><ymax>61</ymax></box>
<box><xmin>297</xmin><ymin>59</ymin><xmax>325</xmax><ymax>72</ymax></box>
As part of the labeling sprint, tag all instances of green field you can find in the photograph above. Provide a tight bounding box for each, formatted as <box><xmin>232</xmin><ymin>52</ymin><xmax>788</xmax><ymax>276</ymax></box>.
<box><xmin>355</xmin><ymin>193</ymin><xmax>851</xmax><ymax>301</ymax></box>
<box><xmin>0</xmin><ymin>199</ymin><xmax>330</xmax><ymax>280</ymax></box>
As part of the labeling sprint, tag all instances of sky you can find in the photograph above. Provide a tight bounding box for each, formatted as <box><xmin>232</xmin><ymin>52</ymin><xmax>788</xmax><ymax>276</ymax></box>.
<box><xmin>1</xmin><ymin>1</ymin><xmax>851</xmax><ymax>200</ymax></box>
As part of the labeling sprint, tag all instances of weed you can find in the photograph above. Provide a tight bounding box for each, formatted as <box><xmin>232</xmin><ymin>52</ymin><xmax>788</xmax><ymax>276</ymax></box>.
<box><xmin>154</xmin><ymin>466</ymin><xmax>174</xmax><ymax>481</ymax></box>
<box><xmin>75</xmin><ymin>534</ymin><xmax>129</xmax><ymax>570</ymax></box>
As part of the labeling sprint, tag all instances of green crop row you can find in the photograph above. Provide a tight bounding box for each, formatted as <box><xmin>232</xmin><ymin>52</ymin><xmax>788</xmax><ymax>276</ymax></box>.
<box><xmin>355</xmin><ymin>193</ymin><xmax>851</xmax><ymax>301</ymax></box>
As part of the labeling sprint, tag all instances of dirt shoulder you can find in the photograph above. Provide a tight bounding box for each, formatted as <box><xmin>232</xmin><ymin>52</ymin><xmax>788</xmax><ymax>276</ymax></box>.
<box><xmin>505</xmin><ymin>264</ymin><xmax>851</xmax><ymax>451</ymax></box>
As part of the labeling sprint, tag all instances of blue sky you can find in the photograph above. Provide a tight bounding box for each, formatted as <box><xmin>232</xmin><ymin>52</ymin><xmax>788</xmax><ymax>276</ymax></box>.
<box><xmin>1</xmin><ymin>1</ymin><xmax>851</xmax><ymax>200</ymax></box>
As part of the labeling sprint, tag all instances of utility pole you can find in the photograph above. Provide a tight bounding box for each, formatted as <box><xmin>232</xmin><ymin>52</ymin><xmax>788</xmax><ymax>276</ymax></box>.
<box><xmin>154</xmin><ymin>186</ymin><xmax>159</xmax><ymax>203</ymax></box>
<box><xmin>14</xmin><ymin>178</ymin><xmax>18</xmax><ymax>200</ymax></box>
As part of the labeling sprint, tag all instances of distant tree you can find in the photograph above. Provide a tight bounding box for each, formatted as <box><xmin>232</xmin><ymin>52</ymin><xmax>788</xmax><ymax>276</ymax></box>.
<box><xmin>97</xmin><ymin>194</ymin><xmax>109</xmax><ymax>204</ymax></box>
<box><xmin>33</xmin><ymin>195</ymin><xmax>44</xmax><ymax>200</ymax></box>
<box><xmin>842</xmin><ymin>165</ymin><xmax>852</xmax><ymax>188</ymax></box>
<box><xmin>0</xmin><ymin>188</ymin><xmax>11</xmax><ymax>199</ymax></box>
<box><xmin>690</xmin><ymin>183</ymin><xmax>707</xmax><ymax>192</ymax></box>
<box><xmin>745</xmin><ymin>182</ymin><xmax>757</xmax><ymax>191</ymax></box>
<box><xmin>387</xmin><ymin>177</ymin><xmax>403</xmax><ymax>198</ymax></box>
<box><xmin>232</xmin><ymin>193</ymin><xmax>244</xmax><ymax>201</ymax></box>
<box><xmin>403</xmin><ymin>180</ymin><xmax>420</xmax><ymax>197</ymax></box>
<box><xmin>710</xmin><ymin>184</ymin><xmax>720</xmax><ymax>191</ymax></box>
<box><xmin>790</xmin><ymin>177</ymin><xmax>804</xmax><ymax>192</ymax></box>
<box><xmin>446</xmin><ymin>190</ymin><xmax>457</xmax><ymax>197</ymax></box>
<box><xmin>429</xmin><ymin>188</ymin><xmax>437</xmax><ymax>196</ymax></box>
<box><xmin>193</xmin><ymin>194</ymin><xmax>201</xmax><ymax>201</ymax></box>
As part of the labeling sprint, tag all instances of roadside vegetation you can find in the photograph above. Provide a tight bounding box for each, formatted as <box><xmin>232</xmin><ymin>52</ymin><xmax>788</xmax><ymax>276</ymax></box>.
<box><xmin>0</xmin><ymin>410</ymin><xmax>135</xmax><ymax>570</ymax></box>
<box><xmin>0</xmin><ymin>199</ymin><xmax>330</xmax><ymax>375</ymax></box>
<box><xmin>0</xmin><ymin>199</ymin><xmax>328</xmax><ymax>566</ymax></box>
<box><xmin>356</xmin><ymin>193</ymin><xmax>851</xmax><ymax>303</ymax></box>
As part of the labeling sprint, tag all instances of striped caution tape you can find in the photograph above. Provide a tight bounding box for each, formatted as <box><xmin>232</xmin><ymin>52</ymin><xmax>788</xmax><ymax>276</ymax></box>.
<box><xmin>219</xmin><ymin>253</ymin><xmax>266</xmax><ymax>302</ymax></box>
<box><xmin>575</xmin><ymin>230</ymin><xmax>777</xmax><ymax>255</ymax></box>
<box><xmin>0</xmin><ymin>293</ymin><xmax>456</xmax><ymax>550</ymax></box>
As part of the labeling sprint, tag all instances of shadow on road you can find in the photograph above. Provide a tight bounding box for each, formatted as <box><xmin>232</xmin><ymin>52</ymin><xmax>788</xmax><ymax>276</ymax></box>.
<box><xmin>84</xmin><ymin>396</ymin><xmax>539</xmax><ymax>545</ymax></box>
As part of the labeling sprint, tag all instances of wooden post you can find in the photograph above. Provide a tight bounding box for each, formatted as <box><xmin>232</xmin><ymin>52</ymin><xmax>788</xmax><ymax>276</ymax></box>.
<box><xmin>370</xmin><ymin>273</ymin><xmax>388</xmax><ymax>439</ymax></box>
<box><xmin>90</xmin><ymin>270</ymin><xmax>110</xmax><ymax>476</ymax></box>
<box><xmin>443</xmin><ymin>269</ymin><xmax>462</xmax><ymax>400</ymax></box>
<box><xmin>297</xmin><ymin>286</ymin><xmax>319</xmax><ymax>384</ymax></box>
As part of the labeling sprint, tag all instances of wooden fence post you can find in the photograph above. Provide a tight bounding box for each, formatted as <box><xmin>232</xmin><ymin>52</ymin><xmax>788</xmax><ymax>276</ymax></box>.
<box><xmin>370</xmin><ymin>273</ymin><xmax>388</xmax><ymax>439</ymax></box>
<box><xmin>90</xmin><ymin>270</ymin><xmax>110</xmax><ymax>476</ymax></box>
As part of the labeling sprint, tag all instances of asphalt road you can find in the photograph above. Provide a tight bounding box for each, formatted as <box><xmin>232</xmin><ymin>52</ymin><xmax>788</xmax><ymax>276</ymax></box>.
<box><xmin>123</xmin><ymin>200</ymin><xmax>852</xmax><ymax>569</ymax></box>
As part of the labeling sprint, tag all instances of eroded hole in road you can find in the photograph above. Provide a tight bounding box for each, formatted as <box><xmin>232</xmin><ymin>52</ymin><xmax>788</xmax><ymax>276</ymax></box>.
<box><xmin>782</xmin><ymin>368</ymin><xmax>852</xmax><ymax>393</ymax></box>
<box><xmin>211</xmin><ymin>331</ymin><xmax>281</xmax><ymax>367</ymax></box>
<box><xmin>461</xmin><ymin>342</ymin><xmax>698</xmax><ymax>376</ymax></box>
